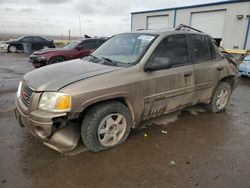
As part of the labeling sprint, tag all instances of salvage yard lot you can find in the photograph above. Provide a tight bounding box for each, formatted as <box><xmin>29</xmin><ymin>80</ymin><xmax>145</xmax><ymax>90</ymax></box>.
<box><xmin>0</xmin><ymin>53</ymin><xmax>250</xmax><ymax>188</ymax></box>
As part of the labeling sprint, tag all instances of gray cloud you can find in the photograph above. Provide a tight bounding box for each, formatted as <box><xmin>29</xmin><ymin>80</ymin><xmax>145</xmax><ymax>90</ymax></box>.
<box><xmin>5</xmin><ymin>7</ymin><xmax>13</xmax><ymax>11</ymax></box>
<box><xmin>21</xmin><ymin>7</ymin><xmax>35</xmax><ymax>12</ymax></box>
<box><xmin>39</xmin><ymin>0</ymin><xmax>69</xmax><ymax>4</ymax></box>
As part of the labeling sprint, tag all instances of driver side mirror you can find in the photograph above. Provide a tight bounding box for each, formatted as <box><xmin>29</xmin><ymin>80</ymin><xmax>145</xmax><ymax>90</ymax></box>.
<box><xmin>144</xmin><ymin>57</ymin><xmax>171</xmax><ymax>72</ymax></box>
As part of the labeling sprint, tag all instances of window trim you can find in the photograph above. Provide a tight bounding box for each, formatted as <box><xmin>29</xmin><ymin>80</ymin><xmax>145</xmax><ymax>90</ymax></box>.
<box><xmin>187</xmin><ymin>34</ymin><xmax>220</xmax><ymax>64</ymax></box>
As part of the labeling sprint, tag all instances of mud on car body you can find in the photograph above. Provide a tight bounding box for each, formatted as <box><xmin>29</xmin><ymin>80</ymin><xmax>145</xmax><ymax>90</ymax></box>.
<box><xmin>15</xmin><ymin>25</ymin><xmax>238</xmax><ymax>153</ymax></box>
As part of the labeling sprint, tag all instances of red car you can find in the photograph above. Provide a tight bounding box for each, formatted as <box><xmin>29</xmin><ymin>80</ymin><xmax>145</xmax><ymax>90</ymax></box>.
<box><xmin>29</xmin><ymin>38</ymin><xmax>107</xmax><ymax>68</ymax></box>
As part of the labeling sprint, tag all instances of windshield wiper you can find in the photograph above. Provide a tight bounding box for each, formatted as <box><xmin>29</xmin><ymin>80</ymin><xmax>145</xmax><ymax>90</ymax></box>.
<box><xmin>101</xmin><ymin>56</ymin><xmax>118</xmax><ymax>66</ymax></box>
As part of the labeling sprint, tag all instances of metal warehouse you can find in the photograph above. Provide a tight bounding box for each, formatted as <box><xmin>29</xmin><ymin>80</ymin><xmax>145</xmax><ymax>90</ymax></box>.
<box><xmin>131</xmin><ymin>0</ymin><xmax>250</xmax><ymax>50</ymax></box>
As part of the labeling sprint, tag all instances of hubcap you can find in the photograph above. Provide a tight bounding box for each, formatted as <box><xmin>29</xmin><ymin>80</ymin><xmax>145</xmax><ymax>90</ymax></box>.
<box><xmin>216</xmin><ymin>89</ymin><xmax>229</xmax><ymax>110</ymax></box>
<box><xmin>98</xmin><ymin>113</ymin><xmax>127</xmax><ymax>147</ymax></box>
<box><xmin>9</xmin><ymin>46</ymin><xmax>16</xmax><ymax>53</ymax></box>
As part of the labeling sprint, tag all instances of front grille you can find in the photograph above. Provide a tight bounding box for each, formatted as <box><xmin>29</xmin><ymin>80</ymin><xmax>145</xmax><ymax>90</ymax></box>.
<box><xmin>20</xmin><ymin>83</ymin><xmax>34</xmax><ymax>108</ymax></box>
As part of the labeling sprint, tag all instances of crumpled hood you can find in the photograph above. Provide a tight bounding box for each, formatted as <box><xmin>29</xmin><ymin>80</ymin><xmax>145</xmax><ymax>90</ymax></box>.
<box><xmin>33</xmin><ymin>48</ymin><xmax>65</xmax><ymax>55</ymax></box>
<box><xmin>23</xmin><ymin>59</ymin><xmax>122</xmax><ymax>91</ymax></box>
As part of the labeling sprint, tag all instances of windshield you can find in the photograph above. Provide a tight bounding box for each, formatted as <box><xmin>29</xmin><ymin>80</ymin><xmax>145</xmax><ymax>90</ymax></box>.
<box><xmin>63</xmin><ymin>40</ymin><xmax>81</xmax><ymax>49</ymax></box>
<box><xmin>91</xmin><ymin>33</ymin><xmax>157</xmax><ymax>65</ymax></box>
<box><xmin>244</xmin><ymin>55</ymin><xmax>250</xmax><ymax>62</ymax></box>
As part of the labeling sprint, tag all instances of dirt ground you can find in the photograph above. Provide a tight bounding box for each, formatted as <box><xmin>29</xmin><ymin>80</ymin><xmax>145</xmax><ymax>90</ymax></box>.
<box><xmin>0</xmin><ymin>53</ymin><xmax>250</xmax><ymax>188</ymax></box>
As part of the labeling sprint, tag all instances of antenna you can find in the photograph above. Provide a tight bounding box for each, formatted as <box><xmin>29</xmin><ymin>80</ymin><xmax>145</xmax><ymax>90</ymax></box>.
<box><xmin>79</xmin><ymin>16</ymin><xmax>82</xmax><ymax>38</ymax></box>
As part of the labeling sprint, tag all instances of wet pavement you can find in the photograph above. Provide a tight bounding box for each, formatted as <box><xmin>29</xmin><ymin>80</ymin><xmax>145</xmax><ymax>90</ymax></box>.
<box><xmin>0</xmin><ymin>53</ymin><xmax>250</xmax><ymax>188</ymax></box>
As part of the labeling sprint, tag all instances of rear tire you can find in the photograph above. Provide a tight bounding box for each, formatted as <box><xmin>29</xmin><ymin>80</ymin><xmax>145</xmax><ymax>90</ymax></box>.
<box><xmin>81</xmin><ymin>101</ymin><xmax>132</xmax><ymax>152</ymax></box>
<box><xmin>48</xmin><ymin>56</ymin><xmax>65</xmax><ymax>64</ymax></box>
<box><xmin>205</xmin><ymin>81</ymin><xmax>231</xmax><ymax>113</ymax></box>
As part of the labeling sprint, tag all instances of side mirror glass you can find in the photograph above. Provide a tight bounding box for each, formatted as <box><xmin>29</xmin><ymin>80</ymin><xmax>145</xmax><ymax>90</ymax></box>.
<box><xmin>145</xmin><ymin>57</ymin><xmax>171</xmax><ymax>71</ymax></box>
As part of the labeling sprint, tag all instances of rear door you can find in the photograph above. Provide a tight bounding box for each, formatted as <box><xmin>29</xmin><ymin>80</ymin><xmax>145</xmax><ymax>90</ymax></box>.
<box><xmin>188</xmin><ymin>34</ymin><xmax>221</xmax><ymax>103</ymax></box>
<box><xmin>142</xmin><ymin>34</ymin><xmax>195</xmax><ymax>119</ymax></box>
<box><xmin>32</xmin><ymin>37</ymin><xmax>46</xmax><ymax>50</ymax></box>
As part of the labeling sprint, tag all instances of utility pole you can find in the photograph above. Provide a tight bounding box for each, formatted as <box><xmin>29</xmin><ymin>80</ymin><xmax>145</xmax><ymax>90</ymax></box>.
<box><xmin>69</xmin><ymin>29</ymin><xmax>71</xmax><ymax>40</ymax></box>
<box><xmin>79</xmin><ymin>16</ymin><xmax>82</xmax><ymax>38</ymax></box>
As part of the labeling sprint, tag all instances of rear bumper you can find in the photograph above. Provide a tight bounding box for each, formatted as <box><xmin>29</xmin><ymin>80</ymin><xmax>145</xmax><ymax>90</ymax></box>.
<box><xmin>15</xmin><ymin>99</ymin><xmax>80</xmax><ymax>153</ymax></box>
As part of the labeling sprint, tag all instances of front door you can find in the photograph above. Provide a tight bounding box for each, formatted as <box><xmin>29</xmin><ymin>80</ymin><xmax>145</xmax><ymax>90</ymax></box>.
<box><xmin>142</xmin><ymin>34</ymin><xmax>195</xmax><ymax>119</ymax></box>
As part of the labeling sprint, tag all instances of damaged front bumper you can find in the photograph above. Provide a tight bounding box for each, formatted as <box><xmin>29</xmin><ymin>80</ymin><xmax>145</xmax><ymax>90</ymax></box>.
<box><xmin>15</xmin><ymin>99</ymin><xmax>80</xmax><ymax>153</ymax></box>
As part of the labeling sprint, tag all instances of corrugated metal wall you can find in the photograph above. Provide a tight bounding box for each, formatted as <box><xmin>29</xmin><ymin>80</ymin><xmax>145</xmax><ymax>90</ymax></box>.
<box><xmin>131</xmin><ymin>1</ymin><xmax>250</xmax><ymax>50</ymax></box>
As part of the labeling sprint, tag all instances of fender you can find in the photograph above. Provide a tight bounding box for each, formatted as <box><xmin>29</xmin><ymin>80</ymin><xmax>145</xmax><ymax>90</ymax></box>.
<box><xmin>80</xmin><ymin>92</ymin><xmax>137</xmax><ymax>128</ymax></box>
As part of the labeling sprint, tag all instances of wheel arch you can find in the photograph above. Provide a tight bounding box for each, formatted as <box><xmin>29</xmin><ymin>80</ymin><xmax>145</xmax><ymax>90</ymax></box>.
<box><xmin>219</xmin><ymin>75</ymin><xmax>237</xmax><ymax>91</ymax></box>
<box><xmin>79</xmin><ymin>96</ymin><xmax>136</xmax><ymax>128</ymax></box>
<box><xmin>47</xmin><ymin>55</ymin><xmax>66</xmax><ymax>64</ymax></box>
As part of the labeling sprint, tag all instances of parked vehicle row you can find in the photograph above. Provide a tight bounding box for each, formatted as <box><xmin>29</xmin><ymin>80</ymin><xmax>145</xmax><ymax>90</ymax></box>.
<box><xmin>29</xmin><ymin>38</ymin><xmax>107</xmax><ymax>68</ymax></box>
<box><xmin>15</xmin><ymin>25</ymin><xmax>238</xmax><ymax>153</ymax></box>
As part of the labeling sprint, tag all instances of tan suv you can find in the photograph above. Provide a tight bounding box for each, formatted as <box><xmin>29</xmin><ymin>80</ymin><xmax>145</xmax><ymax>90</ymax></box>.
<box><xmin>15</xmin><ymin>25</ymin><xmax>237</xmax><ymax>153</ymax></box>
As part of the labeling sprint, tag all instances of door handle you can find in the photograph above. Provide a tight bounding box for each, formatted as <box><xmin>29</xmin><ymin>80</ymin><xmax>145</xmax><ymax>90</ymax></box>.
<box><xmin>184</xmin><ymin>71</ymin><xmax>193</xmax><ymax>77</ymax></box>
<box><xmin>216</xmin><ymin>66</ymin><xmax>224</xmax><ymax>71</ymax></box>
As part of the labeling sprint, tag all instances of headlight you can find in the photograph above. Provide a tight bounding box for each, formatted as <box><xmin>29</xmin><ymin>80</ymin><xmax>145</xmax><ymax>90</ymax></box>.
<box><xmin>37</xmin><ymin>56</ymin><xmax>47</xmax><ymax>61</ymax></box>
<box><xmin>17</xmin><ymin>81</ymin><xmax>22</xmax><ymax>98</ymax></box>
<box><xmin>39</xmin><ymin>92</ymin><xmax>71</xmax><ymax>112</ymax></box>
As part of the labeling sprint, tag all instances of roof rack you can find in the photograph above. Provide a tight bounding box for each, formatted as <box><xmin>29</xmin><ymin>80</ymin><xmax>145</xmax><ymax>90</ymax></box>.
<box><xmin>175</xmin><ymin>24</ymin><xmax>204</xmax><ymax>33</ymax></box>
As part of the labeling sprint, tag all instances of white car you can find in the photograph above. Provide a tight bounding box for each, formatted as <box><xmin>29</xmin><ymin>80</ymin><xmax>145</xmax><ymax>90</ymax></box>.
<box><xmin>0</xmin><ymin>41</ymin><xmax>9</xmax><ymax>51</ymax></box>
<box><xmin>239</xmin><ymin>55</ymin><xmax>250</xmax><ymax>78</ymax></box>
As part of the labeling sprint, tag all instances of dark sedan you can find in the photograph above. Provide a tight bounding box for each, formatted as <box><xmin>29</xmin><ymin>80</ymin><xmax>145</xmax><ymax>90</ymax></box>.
<box><xmin>29</xmin><ymin>38</ymin><xmax>107</xmax><ymax>68</ymax></box>
<box><xmin>6</xmin><ymin>36</ymin><xmax>55</xmax><ymax>53</ymax></box>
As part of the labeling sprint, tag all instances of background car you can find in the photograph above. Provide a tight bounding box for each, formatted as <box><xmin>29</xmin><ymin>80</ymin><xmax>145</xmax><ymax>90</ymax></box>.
<box><xmin>239</xmin><ymin>55</ymin><xmax>250</xmax><ymax>78</ymax></box>
<box><xmin>5</xmin><ymin>36</ymin><xmax>55</xmax><ymax>53</ymax></box>
<box><xmin>29</xmin><ymin>38</ymin><xmax>108</xmax><ymax>68</ymax></box>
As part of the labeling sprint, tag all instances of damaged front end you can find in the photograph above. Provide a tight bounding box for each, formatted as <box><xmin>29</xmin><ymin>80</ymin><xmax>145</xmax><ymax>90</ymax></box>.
<box><xmin>15</xmin><ymin>81</ymin><xmax>81</xmax><ymax>153</ymax></box>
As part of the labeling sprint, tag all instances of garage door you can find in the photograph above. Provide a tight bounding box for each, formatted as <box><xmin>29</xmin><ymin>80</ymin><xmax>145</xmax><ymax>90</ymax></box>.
<box><xmin>191</xmin><ymin>10</ymin><xmax>226</xmax><ymax>38</ymax></box>
<box><xmin>147</xmin><ymin>15</ymin><xmax>169</xmax><ymax>30</ymax></box>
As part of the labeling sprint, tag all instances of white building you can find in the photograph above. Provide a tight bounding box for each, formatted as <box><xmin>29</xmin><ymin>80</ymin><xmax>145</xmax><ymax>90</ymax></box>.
<box><xmin>131</xmin><ymin>0</ymin><xmax>250</xmax><ymax>50</ymax></box>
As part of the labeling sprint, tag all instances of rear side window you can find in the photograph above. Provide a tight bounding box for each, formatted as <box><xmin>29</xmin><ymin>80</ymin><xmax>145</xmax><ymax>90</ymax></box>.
<box><xmin>21</xmin><ymin>37</ymin><xmax>32</xmax><ymax>43</ymax></box>
<box><xmin>189</xmin><ymin>35</ymin><xmax>210</xmax><ymax>61</ymax></box>
<box><xmin>33</xmin><ymin>37</ymin><xmax>45</xmax><ymax>42</ymax></box>
<box><xmin>97</xmin><ymin>40</ymin><xmax>105</xmax><ymax>47</ymax></box>
<box><xmin>82</xmin><ymin>41</ymin><xmax>98</xmax><ymax>49</ymax></box>
<box><xmin>150</xmin><ymin>34</ymin><xmax>189</xmax><ymax>67</ymax></box>
<box><xmin>208</xmin><ymin>38</ymin><xmax>218</xmax><ymax>59</ymax></box>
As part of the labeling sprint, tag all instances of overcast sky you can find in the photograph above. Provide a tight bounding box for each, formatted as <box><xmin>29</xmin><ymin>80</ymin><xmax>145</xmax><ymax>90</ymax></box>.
<box><xmin>0</xmin><ymin>0</ymin><xmax>229</xmax><ymax>38</ymax></box>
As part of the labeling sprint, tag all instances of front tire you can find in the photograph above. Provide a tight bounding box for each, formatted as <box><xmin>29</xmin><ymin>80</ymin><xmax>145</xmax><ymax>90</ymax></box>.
<box><xmin>205</xmin><ymin>81</ymin><xmax>231</xmax><ymax>113</ymax></box>
<box><xmin>8</xmin><ymin>45</ymin><xmax>17</xmax><ymax>53</ymax></box>
<box><xmin>81</xmin><ymin>101</ymin><xmax>132</xmax><ymax>152</ymax></box>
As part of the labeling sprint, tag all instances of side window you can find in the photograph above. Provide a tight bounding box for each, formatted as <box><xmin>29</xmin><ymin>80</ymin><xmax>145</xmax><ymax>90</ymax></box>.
<box><xmin>208</xmin><ymin>38</ymin><xmax>218</xmax><ymax>59</ymax></box>
<box><xmin>97</xmin><ymin>40</ymin><xmax>105</xmax><ymax>47</ymax></box>
<box><xmin>21</xmin><ymin>37</ymin><xmax>32</xmax><ymax>43</ymax></box>
<box><xmin>189</xmin><ymin>35</ymin><xmax>211</xmax><ymax>61</ymax></box>
<box><xmin>149</xmin><ymin>34</ymin><xmax>189</xmax><ymax>67</ymax></box>
<box><xmin>81</xmin><ymin>41</ymin><xmax>98</xmax><ymax>49</ymax></box>
<box><xmin>33</xmin><ymin>37</ymin><xmax>45</xmax><ymax>42</ymax></box>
